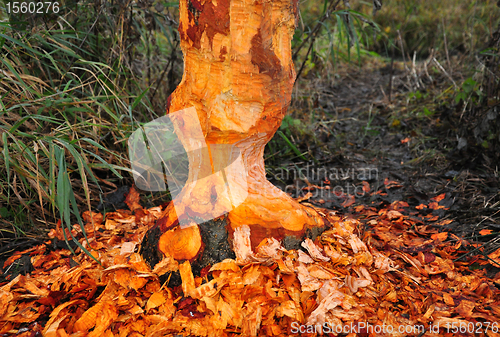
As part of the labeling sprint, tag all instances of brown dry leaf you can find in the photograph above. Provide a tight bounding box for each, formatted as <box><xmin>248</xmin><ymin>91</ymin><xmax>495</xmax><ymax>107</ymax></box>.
<box><xmin>431</xmin><ymin>231</ymin><xmax>448</xmax><ymax>241</ymax></box>
<box><xmin>362</xmin><ymin>181</ymin><xmax>370</xmax><ymax>193</ymax></box>
<box><xmin>124</xmin><ymin>186</ymin><xmax>142</xmax><ymax>211</ymax></box>
<box><xmin>341</xmin><ymin>194</ymin><xmax>355</xmax><ymax>207</ymax></box>
<box><xmin>387</xmin><ymin>210</ymin><xmax>403</xmax><ymax>219</ymax></box>
<box><xmin>82</xmin><ymin>211</ymin><xmax>103</xmax><ymax>226</ymax></box>
<box><xmin>296</xmin><ymin>192</ymin><xmax>313</xmax><ymax>203</ymax></box>
<box><xmin>455</xmin><ymin>299</ymin><xmax>475</xmax><ymax>318</ymax></box>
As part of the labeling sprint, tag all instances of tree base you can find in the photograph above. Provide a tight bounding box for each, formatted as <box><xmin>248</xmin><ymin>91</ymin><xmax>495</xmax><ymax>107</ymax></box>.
<box><xmin>140</xmin><ymin>214</ymin><xmax>235</xmax><ymax>278</ymax></box>
<box><xmin>140</xmin><ymin>206</ymin><xmax>330</xmax><ymax>279</ymax></box>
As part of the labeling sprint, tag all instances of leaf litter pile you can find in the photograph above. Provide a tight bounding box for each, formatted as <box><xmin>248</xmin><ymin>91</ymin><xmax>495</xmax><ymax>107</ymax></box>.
<box><xmin>1</xmin><ymin>183</ymin><xmax>500</xmax><ymax>336</ymax></box>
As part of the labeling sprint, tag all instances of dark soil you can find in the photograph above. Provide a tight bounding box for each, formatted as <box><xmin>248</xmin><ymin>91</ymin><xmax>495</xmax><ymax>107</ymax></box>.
<box><xmin>267</xmin><ymin>57</ymin><xmax>500</xmax><ymax>275</ymax></box>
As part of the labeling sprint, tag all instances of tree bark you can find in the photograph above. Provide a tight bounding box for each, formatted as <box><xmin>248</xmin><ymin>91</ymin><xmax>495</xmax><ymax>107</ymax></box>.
<box><xmin>140</xmin><ymin>0</ymin><xmax>328</xmax><ymax>272</ymax></box>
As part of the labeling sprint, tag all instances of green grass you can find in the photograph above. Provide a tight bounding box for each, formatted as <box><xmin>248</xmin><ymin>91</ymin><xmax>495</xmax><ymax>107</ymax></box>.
<box><xmin>355</xmin><ymin>0</ymin><xmax>498</xmax><ymax>59</ymax></box>
<box><xmin>0</xmin><ymin>0</ymin><xmax>180</xmax><ymax>244</ymax></box>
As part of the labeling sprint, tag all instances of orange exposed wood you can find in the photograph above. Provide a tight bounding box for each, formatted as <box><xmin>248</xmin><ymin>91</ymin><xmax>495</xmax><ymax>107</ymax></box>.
<box><xmin>158</xmin><ymin>223</ymin><xmax>202</xmax><ymax>261</ymax></box>
<box><xmin>154</xmin><ymin>0</ymin><xmax>325</xmax><ymax>257</ymax></box>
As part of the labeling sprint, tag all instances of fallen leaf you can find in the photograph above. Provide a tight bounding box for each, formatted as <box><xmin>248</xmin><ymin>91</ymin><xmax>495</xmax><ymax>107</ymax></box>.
<box><xmin>432</xmin><ymin>193</ymin><xmax>446</xmax><ymax>202</ymax></box>
<box><xmin>431</xmin><ymin>232</ymin><xmax>448</xmax><ymax>242</ymax></box>
<box><xmin>479</xmin><ymin>229</ymin><xmax>492</xmax><ymax>236</ymax></box>
<box><xmin>146</xmin><ymin>292</ymin><xmax>167</xmax><ymax>311</ymax></box>
<box><xmin>362</xmin><ymin>181</ymin><xmax>370</xmax><ymax>193</ymax></box>
<box><xmin>387</xmin><ymin>210</ymin><xmax>403</xmax><ymax>219</ymax></box>
<box><xmin>341</xmin><ymin>194</ymin><xmax>355</xmax><ymax>207</ymax></box>
<box><xmin>125</xmin><ymin>186</ymin><xmax>142</xmax><ymax>212</ymax></box>
<box><xmin>296</xmin><ymin>192</ymin><xmax>313</xmax><ymax>203</ymax></box>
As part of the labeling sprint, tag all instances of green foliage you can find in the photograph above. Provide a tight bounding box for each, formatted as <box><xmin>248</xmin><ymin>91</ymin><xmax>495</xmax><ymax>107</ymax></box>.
<box><xmin>293</xmin><ymin>1</ymin><xmax>381</xmax><ymax>78</ymax></box>
<box><xmin>280</xmin><ymin>115</ymin><xmax>302</xmax><ymax>136</ymax></box>
<box><xmin>455</xmin><ymin>77</ymin><xmax>483</xmax><ymax>104</ymax></box>
<box><xmin>353</xmin><ymin>0</ymin><xmax>499</xmax><ymax>58</ymax></box>
<box><xmin>0</xmin><ymin>0</ymin><xmax>181</xmax><ymax>247</ymax></box>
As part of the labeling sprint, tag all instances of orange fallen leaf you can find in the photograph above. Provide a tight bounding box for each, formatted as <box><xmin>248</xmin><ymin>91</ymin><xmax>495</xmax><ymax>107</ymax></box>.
<box><xmin>296</xmin><ymin>192</ymin><xmax>313</xmax><ymax>203</ymax></box>
<box><xmin>429</xmin><ymin>201</ymin><xmax>445</xmax><ymax>210</ymax></box>
<box><xmin>416</xmin><ymin>204</ymin><xmax>427</xmax><ymax>209</ymax></box>
<box><xmin>431</xmin><ymin>232</ymin><xmax>448</xmax><ymax>242</ymax></box>
<box><xmin>125</xmin><ymin>185</ymin><xmax>142</xmax><ymax>211</ymax></box>
<box><xmin>401</xmin><ymin>137</ymin><xmax>410</xmax><ymax>144</ymax></box>
<box><xmin>387</xmin><ymin>210</ymin><xmax>403</xmax><ymax>220</ymax></box>
<box><xmin>432</xmin><ymin>193</ymin><xmax>446</xmax><ymax>202</ymax></box>
<box><xmin>146</xmin><ymin>292</ymin><xmax>167</xmax><ymax>311</ymax></box>
<box><xmin>488</xmin><ymin>247</ymin><xmax>500</xmax><ymax>259</ymax></box>
<box><xmin>82</xmin><ymin>211</ymin><xmax>103</xmax><ymax>226</ymax></box>
<box><xmin>362</xmin><ymin>181</ymin><xmax>370</xmax><ymax>193</ymax></box>
<box><xmin>383</xmin><ymin>177</ymin><xmax>402</xmax><ymax>189</ymax></box>
<box><xmin>479</xmin><ymin>229</ymin><xmax>492</xmax><ymax>236</ymax></box>
<box><xmin>436</xmin><ymin>219</ymin><xmax>453</xmax><ymax>226</ymax></box>
<box><xmin>443</xmin><ymin>292</ymin><xmax>455</xmax><ymax>306</ymax></box>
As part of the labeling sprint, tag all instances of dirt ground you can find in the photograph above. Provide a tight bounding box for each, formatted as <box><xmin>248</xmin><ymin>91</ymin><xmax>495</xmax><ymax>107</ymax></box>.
<box><xmin>267</xmin><ymin>57</ymin><xmax>500</xmax><ymax>277</ymax></box>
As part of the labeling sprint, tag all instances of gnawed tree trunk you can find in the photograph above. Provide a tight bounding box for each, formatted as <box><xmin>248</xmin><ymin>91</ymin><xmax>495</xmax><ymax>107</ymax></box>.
<box><xmin>140</xmin><ymin>0</ymin><xmax>328</xmax><ymax>274</ymax></box>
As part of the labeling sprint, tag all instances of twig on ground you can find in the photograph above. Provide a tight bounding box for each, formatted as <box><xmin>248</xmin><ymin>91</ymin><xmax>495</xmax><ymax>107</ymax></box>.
<box><xmin>432</xmin><ymin>58</ymin><xmax>457</xmax><ymax>89</ymax></box>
